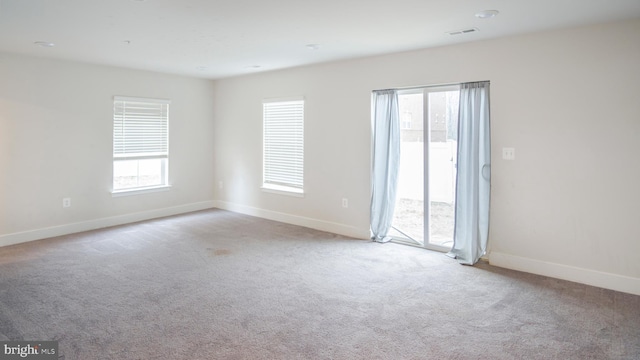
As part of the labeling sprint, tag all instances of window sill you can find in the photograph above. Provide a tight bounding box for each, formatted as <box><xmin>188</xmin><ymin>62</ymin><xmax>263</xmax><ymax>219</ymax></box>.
<box><xmin>261</xmin><ymin>184</ymin><xmax>304</xmax><ymax>197</ymax></box>
<box><xmin>112</xmin><ymin>185</ymin><xmax>171</xmax><ymax>197</ymax></box>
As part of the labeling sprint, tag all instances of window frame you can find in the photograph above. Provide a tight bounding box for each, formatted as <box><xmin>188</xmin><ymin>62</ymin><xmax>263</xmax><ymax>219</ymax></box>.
<box><xmin>112</xmin><ymin>96</ymin><xmax>171</xmax><ymax>195</ymax></box>
<box><xmin>262</xmin><ymin>97</ymin><xmax>305</xmax><ymax>196</ymax></box>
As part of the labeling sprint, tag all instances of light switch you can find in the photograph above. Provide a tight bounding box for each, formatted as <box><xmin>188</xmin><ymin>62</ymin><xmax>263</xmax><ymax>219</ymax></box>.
<box><xmin>502</xmin><ymin>148</ymin><xmax>515</xmax><ymax>160</ymax></box>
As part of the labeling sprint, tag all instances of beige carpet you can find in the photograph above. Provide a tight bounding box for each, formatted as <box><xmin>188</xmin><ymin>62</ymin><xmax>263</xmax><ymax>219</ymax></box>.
<box><xmin>0</xmin><ymin>209</ymin><xmax>638</xmax><ymax>359</ymax></box>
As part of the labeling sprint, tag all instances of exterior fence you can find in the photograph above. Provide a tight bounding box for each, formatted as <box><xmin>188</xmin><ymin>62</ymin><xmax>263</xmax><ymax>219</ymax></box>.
<box><xmin>396</xmin><ymin>140</ymin><xmax>457</xmax><ymax>204</ymax></box>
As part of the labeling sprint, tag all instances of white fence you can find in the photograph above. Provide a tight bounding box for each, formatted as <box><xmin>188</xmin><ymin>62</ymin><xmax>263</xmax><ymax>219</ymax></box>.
<box><xmin>396</xmin><ymin>141</ymin><xmax>457</xmax><ymax>204</ymax></box>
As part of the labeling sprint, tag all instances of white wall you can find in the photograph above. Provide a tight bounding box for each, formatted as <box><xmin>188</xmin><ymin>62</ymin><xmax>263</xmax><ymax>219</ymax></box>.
<box><xmin>212</xmin><ymin>19</ymin><xmax>640</xmax><ymax>294</ymax></box>
<box><xmin>0</xmin><ymin>53</ymin><xmax>216</xmax><ymax>245</ymax></box>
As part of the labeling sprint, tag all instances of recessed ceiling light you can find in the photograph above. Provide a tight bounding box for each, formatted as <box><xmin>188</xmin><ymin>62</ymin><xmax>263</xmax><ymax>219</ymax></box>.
<box><xmin>245</xmin><ymin>65</ymin><xmax>261</xmax><ymax>70</ymax></box>
<box><xmin>196</xmin><ymin>66</ymin><xmax>208</xmax><ymax>71</ymax></box>
<box><xmin>306</xmin><ymin>44</ymin><xmax>321</xmax><ymax>50</ymax></box>
<box><xmin>122</xmin><ymin>40</ymin><xmax>131</xmax><ymax>45</ymax></box>
<box><xmin>34</xmin><ymin>41</ymin><xmax>55</xmax><ymax>47</ymax></box>
<box><xmin>475</xmin><ymin>10</ymin><xmax>499</xmax><ymax>19</ymax></box>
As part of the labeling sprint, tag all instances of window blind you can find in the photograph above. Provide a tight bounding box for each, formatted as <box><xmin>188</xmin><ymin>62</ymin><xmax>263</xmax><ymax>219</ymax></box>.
<box><xmin>113</xmin><ymin>97</ymin><xmax>169</xmax><ymax>160</ymax></box>
<box><xmin>263</xmin><ymin>99</ymin><xmax>304</xmax><ymax>190</ymax></box>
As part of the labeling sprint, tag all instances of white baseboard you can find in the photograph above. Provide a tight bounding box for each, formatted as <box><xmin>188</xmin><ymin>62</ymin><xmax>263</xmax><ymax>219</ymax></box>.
<box><xmin>214</xmin><ymin>200</ymin><xmax>370</xmax><ymax>240</ymax></box>
<box><xmin>489</xmin><ymin>251</ymin><xmax>640</xmax><ymax>296</ymax></box>
<box><xmin>0</xmin><ymin>201</ymin><xmax>216</xmax><ymax>248</ymax></box>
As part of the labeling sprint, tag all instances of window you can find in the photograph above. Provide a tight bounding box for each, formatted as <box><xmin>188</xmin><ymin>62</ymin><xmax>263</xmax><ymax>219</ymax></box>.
<box><xmin>113</xmin><ymin>96</ymin><xmax>170</xmax><ymax>193</ymax></box>
<box><xmin>401</xmin><ymin>111</ymin><xmax>413</xmax><ymax>129</ymax></box>
<box><xmin>262</xmin><ymin>98</ymin><xmax>304</xmax><ymax>195</ymax></box>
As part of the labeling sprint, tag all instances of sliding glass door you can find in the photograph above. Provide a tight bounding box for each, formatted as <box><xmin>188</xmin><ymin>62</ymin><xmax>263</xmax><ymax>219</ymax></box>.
<box><xmin>389</xmin><ymin>86</ymin><xmax>459</xmax><ymax>251</ymax></box>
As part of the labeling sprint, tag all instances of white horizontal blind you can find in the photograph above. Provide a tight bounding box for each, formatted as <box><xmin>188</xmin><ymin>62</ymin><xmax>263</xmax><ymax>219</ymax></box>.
<box><xmin>263</xmin><ymin>99</ymin><xmax>304</xmax><ymax>190</ymax></box>
<box><xmin>113</xmin><ymin>97</ymin><xmax>169</xmax><ymax>160</ymax></box>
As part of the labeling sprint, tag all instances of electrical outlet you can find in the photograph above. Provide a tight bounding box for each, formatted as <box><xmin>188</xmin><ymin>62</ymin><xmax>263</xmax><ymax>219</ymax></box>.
<box><xmin>62</xmin><ymin>198</ymin><xmax>71</xmax><ymax>208</ymax></box>
<box><xmin>218</xmin><ymin>181</ymin><xmax>223</xmax><ymax>189</ymax></box>
<box><xmin>342</xmin><ymin>198</ymin><xmax>348</xmax><ymax>208</ymax></box>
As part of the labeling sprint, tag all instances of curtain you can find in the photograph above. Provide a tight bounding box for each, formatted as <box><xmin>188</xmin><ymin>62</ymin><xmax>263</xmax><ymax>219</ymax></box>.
<box><xmin>370</xmin><ymin>90</ymin><xmax>400</xmax><ymax>242</ymax></box>
<box><xmin>447</xmin><ymin>81</ymin><xmax>491</xmax><ymax>264</ymax></box>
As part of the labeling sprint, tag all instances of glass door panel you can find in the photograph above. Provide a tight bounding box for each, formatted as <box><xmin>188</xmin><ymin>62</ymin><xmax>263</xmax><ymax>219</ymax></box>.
<box><xmin>427</xmin><ymin>90</ymin><xmax>458</xmax><ymax>249</ymax></box>
<box><xmin>389</xmin><ymin>92</ymin><xmax>424</xmax><ymax>245</ymax></box>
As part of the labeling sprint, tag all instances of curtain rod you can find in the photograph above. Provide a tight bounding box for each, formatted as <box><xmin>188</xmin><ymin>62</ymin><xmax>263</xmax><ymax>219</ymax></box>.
<box><xmin>373</xmin><ymin>80</ymin><xmax>490</xmax><ymax>92</ymax></box>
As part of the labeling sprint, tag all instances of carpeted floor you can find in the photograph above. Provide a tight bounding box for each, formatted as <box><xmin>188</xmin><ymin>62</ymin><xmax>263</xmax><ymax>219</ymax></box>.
<box><xmin>0</xmin><ymin>209</ymin><xmax>638</xmax><ymax>359</ymax></box>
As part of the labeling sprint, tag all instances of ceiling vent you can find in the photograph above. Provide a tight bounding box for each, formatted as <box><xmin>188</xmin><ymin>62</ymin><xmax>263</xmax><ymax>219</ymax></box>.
<box><xmin>447</xmin><ymin>28</ymin><xmax>479</xmax><ymax>36</ymax></box>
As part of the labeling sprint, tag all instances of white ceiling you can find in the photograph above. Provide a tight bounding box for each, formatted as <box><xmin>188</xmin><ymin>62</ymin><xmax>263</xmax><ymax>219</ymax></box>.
<box><xmin>1</xmin><ymin>0</ymin><xmax>639</xmax><ymax>79</ymax></box>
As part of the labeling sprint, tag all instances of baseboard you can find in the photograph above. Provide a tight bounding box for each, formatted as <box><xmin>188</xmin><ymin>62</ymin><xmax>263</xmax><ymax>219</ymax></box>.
<box><xmin>0</xmin><ymin>201</ymin><xmax>216</xmax><ymax>248</ymax></box>
<box><xmin>214</xmin><ymin>200</ymin><xmax>370</xmax><ymax>240</ymax></box>
<box><xmin>489</xmin><ymin>251</ymin><xmax>640</xmax><ymax>296</ymax></box>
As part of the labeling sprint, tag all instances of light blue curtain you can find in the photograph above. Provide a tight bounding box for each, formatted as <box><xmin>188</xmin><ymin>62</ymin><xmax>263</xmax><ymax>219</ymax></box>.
<box><xmin>447</xmin><ymin>81</ymin><xmax>491</xmax><ymax>264</ymax></box>
<box><xmin>370</xmin><ymin>90</ymin><xmax>400</xmax><ymax>242</ymax></box>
